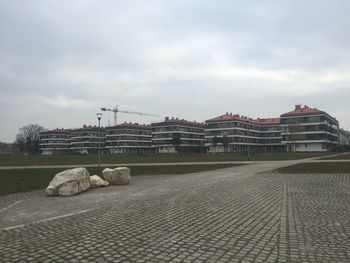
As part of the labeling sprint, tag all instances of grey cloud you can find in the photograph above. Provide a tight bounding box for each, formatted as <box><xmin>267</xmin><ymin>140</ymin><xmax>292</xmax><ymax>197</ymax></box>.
<box><xmin>1</xmin><ymin>0</ymin><xmax>350</xmax><ymax>142</ymax></box>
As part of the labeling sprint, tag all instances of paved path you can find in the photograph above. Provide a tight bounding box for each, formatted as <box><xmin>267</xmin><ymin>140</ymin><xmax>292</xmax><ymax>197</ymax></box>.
<box><xmin>0</xmin><ymin>156</ymin><xmax>349</xmax><ymax>170</ymax></box>
<box><xmin>1</xmin><ymin>160</ymin><xmax>350</xmax><ymax>262</ymax></box>
<box><xmin>0</xmin><ymin>161</ymin><xmax>252</xmax><ymax>170</ymax></box>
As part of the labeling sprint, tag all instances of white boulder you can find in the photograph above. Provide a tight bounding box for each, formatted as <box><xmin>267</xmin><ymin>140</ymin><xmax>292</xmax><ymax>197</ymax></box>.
<box><xmin>90</xmin><ymin>175</ymin><xmax>109</xmax><ymax>188</ymax></box>
<box><xmin>102</xmin><ymin>167</ymin><xmax>131</xmax><ymax>185</ymax></box>
<box><xmin>46</xmin><ymin>167</ymin><xmax>90</xmax><ymax>196</ymax></box>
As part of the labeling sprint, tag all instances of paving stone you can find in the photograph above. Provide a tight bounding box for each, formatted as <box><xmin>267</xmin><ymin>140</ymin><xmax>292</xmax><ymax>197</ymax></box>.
<box><xmin>0</xmin><ymin>167</ymin><xmax>349</xmax><ymax>262</ymax></box>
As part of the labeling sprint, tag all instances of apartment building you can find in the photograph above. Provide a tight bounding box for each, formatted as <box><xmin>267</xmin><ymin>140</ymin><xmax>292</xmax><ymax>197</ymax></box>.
<box><xmin>339</xmin><ymin>129</ymin><xmax>350</xmax><ymax>151</ymax></box>
<box><xmin>105</xmin><ymin>122</ymin><xmax>154</xmax><ymax>154</ymax></box>
<box><xmin>39</xmin><ymin>129</ymin><xmax>71</xmax><ymax>155</ymax></box>
<box><xmin>256</xmin><ymin>118</ymin><xmax>286</xmax><ymax>152</ymax></box>
<box><xmin>205</xmin><ymin>113</ymin><xmax>285</xmax><ymax>153</ymax></box>
<box><xmin>280</xmin><ymin>105</ymin><xmax>339</xmax><ymax>152</ymax></box>
<box><xmin>151</xmin><ymin>117</ymin><xmax>206</xmax><ymax>153</ymax></box>
<box><xmin>70</xmin><ymin>125</ymin><xmax>105</xmax><ymax>154</ymax></box>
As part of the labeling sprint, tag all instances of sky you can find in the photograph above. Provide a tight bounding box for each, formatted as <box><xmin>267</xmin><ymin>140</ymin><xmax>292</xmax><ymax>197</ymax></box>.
<box><xmin>1</xmin><ymin>0</ymin><xmax>350</xmax><ymax>142</ymax></box>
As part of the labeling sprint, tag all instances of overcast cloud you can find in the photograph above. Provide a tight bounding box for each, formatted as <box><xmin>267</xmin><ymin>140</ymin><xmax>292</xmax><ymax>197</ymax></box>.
<box><xmin>1</xmin><ymin>0</ymin><xmax>350</xmax><ymax>142</ymax></box>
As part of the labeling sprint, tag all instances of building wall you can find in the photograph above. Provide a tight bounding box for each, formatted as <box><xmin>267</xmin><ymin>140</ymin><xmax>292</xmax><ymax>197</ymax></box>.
<box><xmin>152</xmin><ymin>117</ymin><xmax>206</xmax><ymax>153</ymax></box>
<box><xmin>205</xmin><ymin>114</ymin><xmax>286</xmax><ymax>153</ymax></box>
<box><xmin>39</xmin><ymin>130</ymin><xmax>71</xmax><ymax>155</ymax></box>
<box><xmin>290</xmin><ymin>142</ymin><xmax>324</xmax><ymax>152</ymax></box>
<box><xmin>281</xmin><ymin>106</ymin><xmax>339</xmax><ymax>152</ymax></box>
<box><xmin>105</xmin><ymin>124</ymin><xmax>155</xmax><ymax>154</ymax></box>
<box><xmin>70</xmin><ymin>126</ymin><xmax>105</xmax><ymax>154</ymax></box>
<box><xmin>339</xmin><ymin>129</ymin><xmax>350</xmax><ymax>151</ymax></box>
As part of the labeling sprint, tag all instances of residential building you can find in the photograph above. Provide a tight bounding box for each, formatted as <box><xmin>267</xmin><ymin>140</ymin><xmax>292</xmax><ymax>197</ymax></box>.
<box><xmin>339</xmin><ymin>129</ymin><xmax>350</xmax><ymax>151</ymax></box>
<box><xmin>205</xmin><ymin>113</ymin><xmax>285</xmax><ymax>153</ymax></box>
<box><xmin>280</xmin><ymin>105</ymin><xmax>339</xmax><ymax>152</ymax></box>
<box><xmin>105</xmin><ymin>122</ymin><xmax>155</xmax><ymax>154</ymax></box>
<box><xmin>151</xmin><ymin>117</ymin><xmax>206</xmax><ymax>153</ymax></box>
<box><xmin>70</xmin><ymin>125</ymin><xmax>105</xmax><ymax>154</ymax></box>
<box><xmin>39</xmin><ymin>129</ymin><xmax>71</xmax><ymax>155</ymax></box>
<box><xmin>256</xmin><ymin>118</ymin><xmax>286</xmax><ymax>152</ymax></box>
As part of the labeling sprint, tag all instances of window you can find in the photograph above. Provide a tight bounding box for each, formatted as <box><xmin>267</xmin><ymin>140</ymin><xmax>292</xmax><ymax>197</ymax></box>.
<box><xmin>305</xmin><ymin>143</ymin><xmax>308</xmax><ymax>147</ymax></box>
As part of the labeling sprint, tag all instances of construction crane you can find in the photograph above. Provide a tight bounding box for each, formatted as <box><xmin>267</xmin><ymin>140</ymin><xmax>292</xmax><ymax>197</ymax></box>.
<box><xmin>100</xmin><ymin>105</ymin><xmax>160</xmax><ymax>126</ymax></box>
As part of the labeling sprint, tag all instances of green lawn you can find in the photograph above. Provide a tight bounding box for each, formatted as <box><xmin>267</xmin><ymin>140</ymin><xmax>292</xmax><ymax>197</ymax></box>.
<box><xmin>320</xmin><ymin>153</ymin><xmax>350</xmax><ymax>160</ymax></box>
<box><xmin>0</xmin><ymin>164</ymin><xmax>241</xmax><ymax>196</ymax></box>
<box><xmin>0</xmin><ymin>152</ymin><xmax>333</xmax><ymax>166</ymax></box>
<box><xmin>276</xmin><ymin>162</ymin><xmax>350</xmax><ymax>174</ymax></box>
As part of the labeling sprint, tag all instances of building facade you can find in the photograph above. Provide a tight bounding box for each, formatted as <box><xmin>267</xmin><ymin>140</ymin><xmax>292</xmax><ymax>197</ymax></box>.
<box><xmin>256</xmin><ymin>118</ymin><xmax>286</xmax><ymax>152</ymax></box>
<box><xmin>39</xmin><ymin>129</ymin><xmax>71</xmax><ymax>155</ymax></box>
<box><xmin>338</xmin><ymin>129</ymin><xmax>350</xmax><ymax>151</ymax></box>
<box><xmin>281</xmin><ymin>105</ymin><xmax>339</xmax><ymax>152</ymax></box>
<box><xmin>105</xmin><ymin>123</ymin><xmax>154</xmax><ymax>154</ymax></box>
<box><xmin>205</xmin><ymin>113</ymin><xmax>285</xmax><ymax>153</ymax></box>
<box><xmin>70</xmin><ymin>125</ymin><xmax>105</xmax><ymax>154</ymax></box>
<box><xmin>39</xmin><ymin>105</ymin><xmax>345</xmax><ymax>155</ymax></box>
<box><xmin>151</xmin><ymin>117</ymin><xmax>206</xmax><ymax>153</ymax></box>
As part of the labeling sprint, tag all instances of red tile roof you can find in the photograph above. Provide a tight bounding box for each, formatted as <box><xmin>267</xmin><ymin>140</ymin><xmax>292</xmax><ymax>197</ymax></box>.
<box><xmin>206</xmin><ymin>113</ymin><xmax>253</xmax><ymax>123</ymax></box>
<box><xmin>107</xmin><ymin>122</ymin><xmax>151</xmax><ymax>130</ymax></box>
<box><xmin>281</xmin><ymin>105</ymin><xmax>323</xmax><ymax>117</ymax></box>
<box><xmin>206</xmin><ymin>113</ymin><xmax>280</xmax><ymax>125</ymax></box>
<box><xmin>41</xmin><ymin>129</ymin><xmax>71</xmax><ymax>134</ymax></box>
<box><xmin>152</xmin><ymin>117</ymin><xmax>205</xmax><ymax>128</ymax></box>
<box><xmin>255</xmin><ymin>118</ymin><xmax>280</xmax><ymax>125</ymax></box>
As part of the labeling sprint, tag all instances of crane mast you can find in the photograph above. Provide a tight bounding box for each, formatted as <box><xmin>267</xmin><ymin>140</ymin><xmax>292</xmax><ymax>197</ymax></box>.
<box><xmin>100</xmin><ymin>105</ymin><xmax>160</xmax><ymax>126</ymax></box>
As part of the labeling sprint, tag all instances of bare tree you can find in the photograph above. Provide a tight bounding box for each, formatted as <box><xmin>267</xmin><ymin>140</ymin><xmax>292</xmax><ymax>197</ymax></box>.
<box><xmin>15</xmin><ymin>124</ymin><xmax>46</xmax><ymax>154</ymax></box>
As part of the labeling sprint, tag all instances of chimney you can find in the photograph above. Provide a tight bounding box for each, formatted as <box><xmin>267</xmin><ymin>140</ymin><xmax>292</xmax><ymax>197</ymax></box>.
<box><xmin>165</xmin><ymin>117</ymin><xmax>169</xmax><ymax>121</ymax></box>
<box><xmin>295</xmin><ymin>105</ymin><xmax>301</xmax><ymax>110</ymax></box>
<box><xmin>226</xmin><ymin>112</ymin><xmax>229</xmax><ymax>115</ymax></box>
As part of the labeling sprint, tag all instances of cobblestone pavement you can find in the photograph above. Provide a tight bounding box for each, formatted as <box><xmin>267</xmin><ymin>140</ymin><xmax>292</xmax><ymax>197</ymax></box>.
<box><xmin>0</xmin><ymin>163</ymin><xmax>350</xmax><ymax>262</ymax></box>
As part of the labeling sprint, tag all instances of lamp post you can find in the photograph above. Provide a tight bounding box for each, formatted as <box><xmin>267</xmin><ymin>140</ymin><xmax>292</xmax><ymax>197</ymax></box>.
<box><xmin>96</xmin><ymin>113</ymin><xmax>103</xmax><ymax>167</ymax></box>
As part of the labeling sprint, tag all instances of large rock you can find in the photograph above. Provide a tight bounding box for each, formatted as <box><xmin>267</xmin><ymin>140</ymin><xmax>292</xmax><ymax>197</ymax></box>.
<box><xmin>102</xmin><ymin>167</ymin><xmax>131</xmax><ymax>185</ymax></box>
<box><xmin>46</xmin><ymin>168</ymin><xmax>90</xmax><ymax>196</ymax></box>
<box><xmin>90</xmin><ymin>175</ymin><xmax>109</xmax><ymax>188</ymax></box>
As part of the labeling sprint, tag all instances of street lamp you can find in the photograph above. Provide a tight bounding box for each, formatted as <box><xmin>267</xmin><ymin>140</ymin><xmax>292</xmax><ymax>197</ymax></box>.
<box><xmin>96</xmin><ymin>113</ymin><xmax>103</xmax><ymax>167</ymax></box>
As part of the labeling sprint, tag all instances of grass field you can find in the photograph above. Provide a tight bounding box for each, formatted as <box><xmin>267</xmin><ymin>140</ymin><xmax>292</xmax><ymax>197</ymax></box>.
<box><xmin>276</xmin><ymin>162</ymin><xmax>350</xmax><ymax>174</ymax></box>
<box><xmin>320</xmin><ymin>153</ymin><xmax>350</xmax><ymax>160</ymax></box>
<box><xmin>0</xmin><ymin>152</ymin><xmax>334</xmax><ymax>166</ymax></box>
<box><xmin>0</xmin><ymin>164</ymin><xmax>242</xmax><ymax>196</ymax></box>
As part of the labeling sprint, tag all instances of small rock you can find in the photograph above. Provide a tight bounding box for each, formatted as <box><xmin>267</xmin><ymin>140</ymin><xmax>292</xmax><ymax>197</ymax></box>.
<box><xmin>102</xmin><ymin>167</ymin><xmax>131</xmax><ymax>185</ymax></box>
<box><xmin>90</xmin><ymin>175</ymin><xmax>109</xmax><ymax>188</ymax></box>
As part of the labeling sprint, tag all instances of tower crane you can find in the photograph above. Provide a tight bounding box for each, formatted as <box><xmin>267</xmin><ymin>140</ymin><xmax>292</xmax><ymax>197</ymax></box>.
<box><xmin>100</xmin><ymin>105</ymin><xmax>160</xmax><ymax>126</ymax></box>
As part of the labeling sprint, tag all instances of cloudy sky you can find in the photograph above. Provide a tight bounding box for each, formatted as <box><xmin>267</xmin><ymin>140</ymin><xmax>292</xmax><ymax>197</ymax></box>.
<box><xmin>1</xmin><ymin>0</ymin><xmax>350</xmax><ymax>142</ymax></box>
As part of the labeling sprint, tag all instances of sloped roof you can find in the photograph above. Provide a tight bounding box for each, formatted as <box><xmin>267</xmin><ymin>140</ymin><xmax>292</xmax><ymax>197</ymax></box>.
<box><xmin>281</xmin><ymin>105</ymin><xmax>324</xmax><ymax>117</ymax></box>
<box><xmin>206</xmin><ymin>113</ymin><xmax>256</xmax><ymax>123</ymax></box>
<box><xmin>206</xmin><ymin>113</ymin><xmax>280</xmax><ymax>125</ymax></box>
<box><xmin>152</xmin><ymin>117</ymin><xmax>205</xmax><ymax>128</ymax></box>
<box><xmin>106</xmin><ymin>122</ymin><xmax>151</xmax><ymax>130</ymax></box>
<box><xmin>40</xmin><ymin>128</ymin><xmax>71</xmax><ymax>134</ymax></box>
<box><xmin>255</xmin><ymin>118</ymin><xmax>280</xmax><ymax>125</ymax></box>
